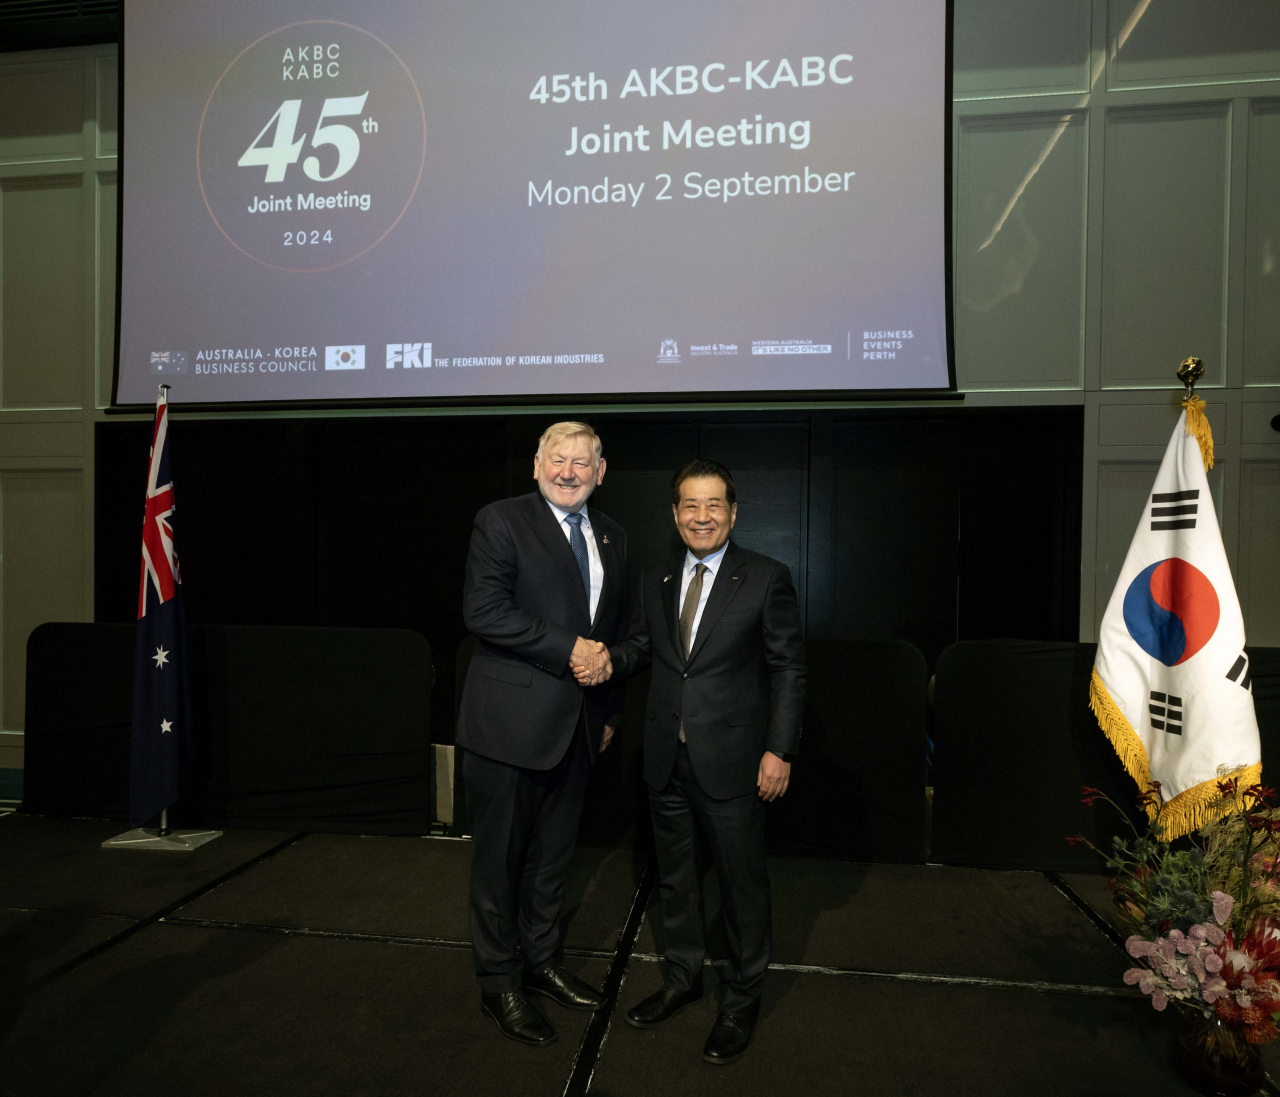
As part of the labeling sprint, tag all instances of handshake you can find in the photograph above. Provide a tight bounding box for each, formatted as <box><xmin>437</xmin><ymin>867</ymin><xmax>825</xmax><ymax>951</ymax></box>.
<box><xmin>571</xmin><ymin>636</ymin><xmax>612</xmax><ymax>687</ymax></box>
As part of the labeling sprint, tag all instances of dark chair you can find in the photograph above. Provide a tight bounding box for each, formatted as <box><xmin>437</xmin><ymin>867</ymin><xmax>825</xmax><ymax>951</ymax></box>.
<box><xmin>1250</xmin><ymin>647</ymin><xmax>1280</xmax><ymax>782</ymax></box>
<box><xmin>22</xmin><ymin>622</ymin><xmax>435</xmax><ymax>834</ymax></box>
<box><xmin>931</xmin><ymin>640</ymin><xmax>1141</xmax><ymax>870</ymax></box>
<box><xmin>766</xmin><ymin>638</ymin><xmax>929</xmax><ymax>862</ymax></box>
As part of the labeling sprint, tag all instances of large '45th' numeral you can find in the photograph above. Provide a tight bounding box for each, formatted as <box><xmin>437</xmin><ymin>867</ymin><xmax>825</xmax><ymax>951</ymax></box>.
<box><xmin>238</xmin><ymin>93</ymin><xmax>369</xmax><ymax>183</ymax></box>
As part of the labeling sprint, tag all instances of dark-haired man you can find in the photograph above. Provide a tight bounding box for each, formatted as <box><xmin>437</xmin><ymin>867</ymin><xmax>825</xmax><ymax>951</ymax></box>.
<box><xmin>583</xmin><ymin>459</ymin><xmax>805</xmax><ymax>1064</ymax></box>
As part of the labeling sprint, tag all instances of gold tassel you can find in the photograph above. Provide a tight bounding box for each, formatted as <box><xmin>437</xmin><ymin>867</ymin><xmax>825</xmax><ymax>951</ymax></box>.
<box><xmin>1089</xmin><ymin>668</ymin><xmax>1153</xmax><ymax>815</ymax></box>
<box><xmin>1182</xmin><ymin>395</ymin><xmax>1214</xmax><ymax>471</ymax></box>
<box><xmin>1161</xmin><ymin>762</ymin><xmax>1263</xmax><ymax>841</ymax></box>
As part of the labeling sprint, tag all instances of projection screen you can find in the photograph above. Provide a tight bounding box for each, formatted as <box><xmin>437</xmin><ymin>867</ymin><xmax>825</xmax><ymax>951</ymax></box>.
<box><xmin>115</xmin><ymin>0</ymin><xmax>950</xmax><ymax>406</ymax></box>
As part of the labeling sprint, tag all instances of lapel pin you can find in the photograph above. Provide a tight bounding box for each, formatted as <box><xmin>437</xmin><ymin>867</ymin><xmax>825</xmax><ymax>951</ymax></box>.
<box><xmin>663</xmin><ymin>575</ymin><xmax>671</xmax><ymax>583</ymax></box>
<box><xmin>602</xmin><ymin>535</ymin><xmax>610</xmax><ymax>544</ymax></box>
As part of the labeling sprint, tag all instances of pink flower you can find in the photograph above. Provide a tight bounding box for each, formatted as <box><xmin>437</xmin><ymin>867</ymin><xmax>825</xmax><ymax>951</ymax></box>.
<box><xmin>1205</xmin><ymin>952</ymin><xmax>1224</xmax><ymax>974</ymax></box>
<box><xmin>1212</xmin><ymin>891</ymin><xmax>1234</xmax><ymax>925</ymax></box>
<box><xmin>1152</xmin><ymin>991</ymin><xmax>1169</xmax><ymax>1011</ymax></box>
<box><xmin>1127</xmin><ymin>937</ymin><xmax>1157</xmax><ymax>959</ymax></box>
<box><xmin>1205</xmin><ymin>925</ymin><xmax>1226</xmax><ymax>947</ymax></box>
<box><xmin>1203</xmin><ymin>976</ymin><xmax>1228</xmax><ymax>1002</ymax></box>
<box><xmin>1123</xmin><ymin>968</ymin><xmax>1145</xmax><ymax>985</ymax></box>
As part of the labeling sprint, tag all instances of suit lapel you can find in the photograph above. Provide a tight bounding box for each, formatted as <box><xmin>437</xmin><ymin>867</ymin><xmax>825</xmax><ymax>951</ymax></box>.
<box><xmin>526</xmin><ymin>493</ymin><xmax>590</xmax><ymax>615</ymax></box>
<box><xmin>662</xmin><ymin>553</ymin><xmax>684</xmax><ymax>662</ymax></box>
<box><xmin>589</xmin><ymin>518</ymin><xmax>613</xmax><ymax>631</ymax></box>
<box><xmin>686</xmin><ymin>542</ymin><xmax>747</xmax><ymax>666</ymax></box>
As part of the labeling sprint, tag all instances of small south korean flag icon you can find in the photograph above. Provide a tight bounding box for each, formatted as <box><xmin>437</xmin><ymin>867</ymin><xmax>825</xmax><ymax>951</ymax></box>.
<box><xmin>325</xmin><ymin>345</ymin><xmax>365</xmax><ymax>370</ymax></box>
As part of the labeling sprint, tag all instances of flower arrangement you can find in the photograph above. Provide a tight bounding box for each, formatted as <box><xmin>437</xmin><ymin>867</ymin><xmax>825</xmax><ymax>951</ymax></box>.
<box><xmin>1072</xmin><ymin>777</ymin><xmax>1280</xmax><ymax>1048</ymax></box>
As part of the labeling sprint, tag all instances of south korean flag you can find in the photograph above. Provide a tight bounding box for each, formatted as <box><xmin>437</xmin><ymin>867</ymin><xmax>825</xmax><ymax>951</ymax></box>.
<box><xmin>1091</xmin><ymin>399</ymin><xmax>1260</xmax><ymax>838</ymax></box>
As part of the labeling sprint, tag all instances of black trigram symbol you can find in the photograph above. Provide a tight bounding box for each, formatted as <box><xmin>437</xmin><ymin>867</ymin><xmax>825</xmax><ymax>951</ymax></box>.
<box><xmin>1151</xmin><ymin>489</ymin><xmax>1199</xmax><ymax>531</ymax></box>
<box><xmin>1150</xmin><ymin>691</ymin><xmax>1183</xmax><ymax>734</ymax></box>
<box><xmin>1226</xmin><ymin>653</ymin><xmax>1253</xmax><ymax>692</ymax></box>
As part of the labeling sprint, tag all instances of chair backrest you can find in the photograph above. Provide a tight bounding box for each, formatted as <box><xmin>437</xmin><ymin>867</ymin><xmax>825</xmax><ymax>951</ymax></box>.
<box><xmin>767</xmin><ymin>638</ymin><xmax>929</xmax><ymax>862</ymax></box>
<box><xmin>931</xmin><ymin>639</ymin><xmax>1140</xmax><ymax>870</ymax></box>
<box><xmin>22</xmin><ymin>622</ymin><xmax>435</xmax><ymax>834</ymax></box>
<box><xmin>1251</xmin><ymin>646</ymin><xmax>1280</xmax><ymax>788</ymax></box>
<box><xmin>23</xmin><ymin>622</ymin><xmax>134</xmax><ymax>819</ymax></box>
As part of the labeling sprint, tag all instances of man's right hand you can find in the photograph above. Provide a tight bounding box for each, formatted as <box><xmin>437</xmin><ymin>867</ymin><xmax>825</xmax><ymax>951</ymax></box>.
<box><xmin>570</xmin><ymin>637</ymin><xmax>612</xmax><ymax>687</ymax></box>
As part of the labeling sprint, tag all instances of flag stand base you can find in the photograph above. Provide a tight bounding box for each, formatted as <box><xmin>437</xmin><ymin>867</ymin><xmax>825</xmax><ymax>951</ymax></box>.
<box><xmin>102</xmin><ymin>809</ymin><xmax>220</xmax><ymax>851</ymax></box>
<box><xmin>101</xmin><ymin>827</ymin><xmax>222</xmax><ymax>851</ymax></box>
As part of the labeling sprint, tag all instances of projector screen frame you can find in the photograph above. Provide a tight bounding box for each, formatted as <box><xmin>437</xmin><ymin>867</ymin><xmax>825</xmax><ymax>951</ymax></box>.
<box><xmin>109</xmin><ymin>1</ymin><xmax>956</xmax><ymax>414</ymax></box>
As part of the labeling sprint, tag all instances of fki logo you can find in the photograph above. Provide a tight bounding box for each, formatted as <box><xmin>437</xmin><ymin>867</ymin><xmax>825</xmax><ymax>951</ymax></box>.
<box><xmin>324</xmin><ymin>345</ymin><xmax>365</xmax><ymax>370</ymax></box>
<box><xmin>385</xmin><ymin>343</ymin><xmax>432</xmax><ymax>368</ymax></box>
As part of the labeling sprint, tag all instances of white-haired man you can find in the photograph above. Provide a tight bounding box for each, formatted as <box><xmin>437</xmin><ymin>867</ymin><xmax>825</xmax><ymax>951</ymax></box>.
<box><xmin>457</xmin><ymin>421</ymin><xmax>627</xmax><ymax>1046</ymax></box>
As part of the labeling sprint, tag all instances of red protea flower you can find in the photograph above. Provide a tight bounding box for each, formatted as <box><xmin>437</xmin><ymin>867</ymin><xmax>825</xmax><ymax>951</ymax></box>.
<box><xmin>1239</xmin><ymin>919</ymin><xmax>1280</xmax><ymax>975</ymax></box>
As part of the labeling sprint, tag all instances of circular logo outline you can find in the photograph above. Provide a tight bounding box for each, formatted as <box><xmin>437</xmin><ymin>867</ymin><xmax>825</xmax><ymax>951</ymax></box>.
<box><xmin>195</xmin><ymin>19</ymin><xmax>427</xmax><ymax>274</ymax></box>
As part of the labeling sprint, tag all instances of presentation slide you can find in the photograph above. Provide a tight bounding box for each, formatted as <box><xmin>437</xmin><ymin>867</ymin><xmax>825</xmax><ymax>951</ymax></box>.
<box><xmin>116</xmin><ymin>0</ymin><xmax>949</xmax><ymax>406</ymax></box>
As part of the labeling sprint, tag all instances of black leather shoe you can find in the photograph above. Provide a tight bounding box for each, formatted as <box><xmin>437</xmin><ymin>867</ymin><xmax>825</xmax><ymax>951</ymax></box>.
<box><xmin>524</xmin><ymin>961</ymin><xmax>607</xmax><ymax>1012</ymax></box>
<box><xmin>480</xmin><ymin>991</ymin><xmax>556</xmax><ymax>1046</ymax></box>
<box><xmin>702</xmin><ymin>1008</ymin><xmax>758</xmax><ymax>1065</ymax></box>
<box><xmin>625</xmin><ymin>979</ymin><xmax>704</xmax><ymax>1029</ymax></box>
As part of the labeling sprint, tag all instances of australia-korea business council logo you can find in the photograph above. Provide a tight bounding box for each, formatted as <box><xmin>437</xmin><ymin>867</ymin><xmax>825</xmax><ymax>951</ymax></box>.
<box><xmin>177</xmin><ymin>346</ymin><xmax>322</xmax><ymax>376</ymax></box>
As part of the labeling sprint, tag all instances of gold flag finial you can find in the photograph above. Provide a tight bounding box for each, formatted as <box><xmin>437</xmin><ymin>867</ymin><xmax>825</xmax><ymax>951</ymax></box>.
<box><xmin>1177</xmin><ymin>357</ymin><xmax>1213</xmax><ymax>470</ymax></box>
<box><xmin>1177</xmin><ymin>356</ymin><xmax>1204</xmax><ymax>397</ymax></box>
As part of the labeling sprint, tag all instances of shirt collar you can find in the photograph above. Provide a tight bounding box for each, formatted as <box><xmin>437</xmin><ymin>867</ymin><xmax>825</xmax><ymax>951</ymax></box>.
<box><xmin>684</xmin><ymin>541</ymin><xmax>729</xmax><ymax>576</ymax></box>
<box><xmin>545</xmin><ymin>498</ymin><xmax>589</xmax><ymax>526</ymax></box>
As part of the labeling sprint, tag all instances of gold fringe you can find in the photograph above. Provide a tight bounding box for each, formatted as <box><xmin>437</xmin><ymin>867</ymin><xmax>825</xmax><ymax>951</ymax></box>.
<box><xmin>1183</xmin><ymin>395</ymin><xmax>1214</xmax><ymax>470</ymax></box>
<box><xmin>1090</xmin><ymin>668</ymin><xmax>1153</xmax><ymax>814</ymax></box>
<box><xmin>1089</xmin><ymin>669</ymin><xmax>1264</xmax><ymax>839</ymax></box>
<box><xmin>1162</xmin><ymin>762</ymin><xmax>1263</xmax><ymax>841</ymax></box>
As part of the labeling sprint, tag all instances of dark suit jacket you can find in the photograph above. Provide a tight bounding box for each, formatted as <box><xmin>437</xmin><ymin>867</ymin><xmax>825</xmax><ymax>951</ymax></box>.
<box><xmin>456</xmin><ymin>491</ymin><xmax>628</xmax><ymax>771</ymax></box>
<box><xmin>610</xmin><ymin>540</ymin><xmax>805</xmax><ymax>799</ymax></box>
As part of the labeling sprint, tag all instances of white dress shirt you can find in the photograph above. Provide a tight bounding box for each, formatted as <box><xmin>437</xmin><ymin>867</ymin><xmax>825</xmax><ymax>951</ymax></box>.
<box><xmin>545</xmin><ymin>500</ymin><xmax>604</xmax><ymax>621</ymax></box>
<box><xmin>678</xmin><ymin>541</ymin><xmax>730</xmax><ymax>649</ymax></box>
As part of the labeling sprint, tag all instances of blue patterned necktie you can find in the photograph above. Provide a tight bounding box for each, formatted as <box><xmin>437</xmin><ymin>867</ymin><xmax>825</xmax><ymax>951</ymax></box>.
<box><xmin>564</xmin><ymin>511</ymin><xmax>591</xmax><ymax>597</ymax></box>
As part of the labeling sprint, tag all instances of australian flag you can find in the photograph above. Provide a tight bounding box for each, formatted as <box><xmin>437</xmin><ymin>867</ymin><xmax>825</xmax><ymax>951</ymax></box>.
<box><xmin>130</xmin><ymin>387</ymin><xmax>194</xmax><ymax>825</ymax></box>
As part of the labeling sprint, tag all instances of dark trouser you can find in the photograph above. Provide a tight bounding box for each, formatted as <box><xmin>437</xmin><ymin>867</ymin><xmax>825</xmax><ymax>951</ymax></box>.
<box><xmin>649</xmin><ymin>741</ymin><xmax>771</xmax><ymax>1016</ymax></box>
<box><xmin>463</xmin><ymin>727</ymin><xmax>589</xmax><ymax>993</ymax></box>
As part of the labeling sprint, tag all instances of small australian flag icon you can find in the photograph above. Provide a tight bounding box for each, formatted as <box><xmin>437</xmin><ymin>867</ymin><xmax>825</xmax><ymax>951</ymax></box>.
<box><xmin>150</xmin><ymin>351</ymin><xmax>188</xmax><ymax>375</ymax></box>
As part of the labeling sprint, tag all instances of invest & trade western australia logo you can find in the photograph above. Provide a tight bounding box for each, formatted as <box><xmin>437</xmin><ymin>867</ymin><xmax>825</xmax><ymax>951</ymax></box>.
<box><xmin>196</xmin><ymin>19</ymin><xmax>426</xmax><ymax>273</ymax></box>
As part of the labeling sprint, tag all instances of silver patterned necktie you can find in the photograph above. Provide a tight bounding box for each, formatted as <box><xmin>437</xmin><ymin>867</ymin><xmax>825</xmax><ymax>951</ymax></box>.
<box><xmin>677</xmin><ymin>562</ymin><xmax>708</xmax><ymax>743</ymax></box>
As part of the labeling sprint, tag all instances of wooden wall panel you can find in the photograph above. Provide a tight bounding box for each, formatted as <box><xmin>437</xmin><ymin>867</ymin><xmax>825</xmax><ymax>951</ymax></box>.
<box><xmin>955</xmin><ymin>111</ymin><xmax>1087</xmax><ymax>389</ymax></box>
<box><xmin>1101</xmin><ymin>103</ymin><xmax>1231</xmax><ymax>389</ymax></box>
<box><xmin>0</xmin><ymin>470</ymin><xmax>86</xmax><ymax>730</ymax></box>
<box><xmin>0</xmin><ymin>174</ymin><xmax>84</xmax><ymax>409</ymax></box>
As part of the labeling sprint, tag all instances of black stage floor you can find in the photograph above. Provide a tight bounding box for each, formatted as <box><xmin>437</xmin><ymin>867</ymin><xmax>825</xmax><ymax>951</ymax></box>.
<box><xmin>3</xmin><ymin>814</ymin><xmax>1279</xmax><ymax>1096</ymax></box>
